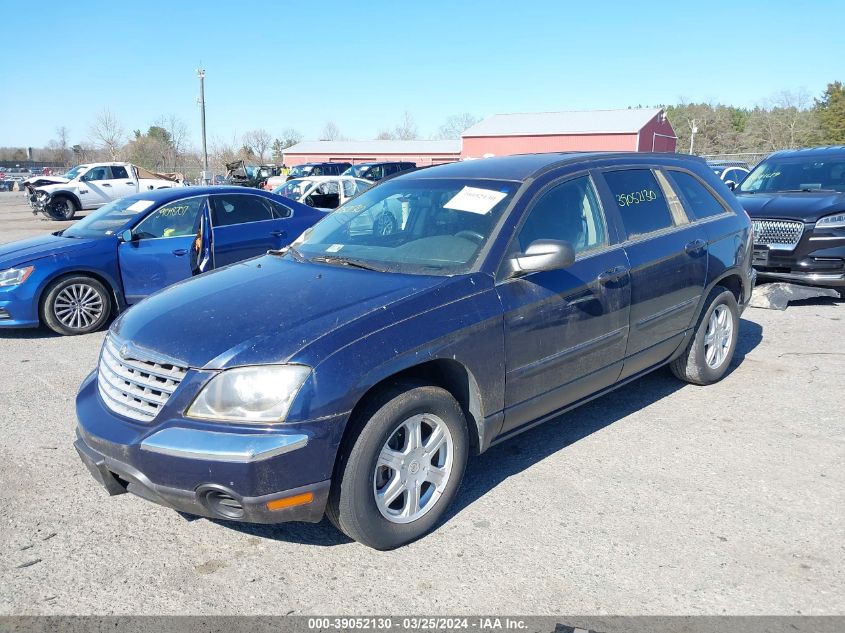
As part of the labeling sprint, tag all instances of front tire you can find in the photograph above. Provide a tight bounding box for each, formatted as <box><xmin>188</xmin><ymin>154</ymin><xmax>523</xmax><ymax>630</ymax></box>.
<box><xmin>48</xmin><ymin>196</ymin><xmax>77</xmax><ymax>221</ymax></box>
<box><xmin>328</xmin><ymin>382</ymin><xmax>469</xmax><ymax>550</ymax></box>
<box><xmin>670</xmin><ymin>286</ymin><xmax>739</xmax><ymax>385</ymax></box>
<box><xmin>41</xmin><ymin>276</ymin><xmax>111</xmax><ymax>336</ymax></box>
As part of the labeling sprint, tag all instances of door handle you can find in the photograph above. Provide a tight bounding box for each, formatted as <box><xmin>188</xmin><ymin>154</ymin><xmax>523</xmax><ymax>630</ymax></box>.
<box><xmin>598</xmin><ymin>265</ymin><xmax>629</xmax><ymax>284</ymax></box>
<box><xmin>270</xmin><ymin>230</ymin><xmax>288</xmax><ymax>238</ymax></box>
<box><xmin>102</xmin><ymin>183</ymin><xmax>111</xmax><ymax>187</ymax></box>
<box><xmin>685</xmin><ymin>238</ymin><xmax>706</xmax><ymax>254</ymax></box>
<box><xmin>172</xmin><ymin>249</ymin><xmax>188</xmax><ymax>256</ymax></box>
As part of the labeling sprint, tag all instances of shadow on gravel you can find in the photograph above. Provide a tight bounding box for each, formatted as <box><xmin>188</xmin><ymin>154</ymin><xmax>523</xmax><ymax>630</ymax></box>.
<box><xmin>186</xmin><ymin>319</ymin><xmax>766</xmax><ymax>547</ymax></box>
<box><xmin>0</xmin><ymin>319</ymin><xmax>113</xmax><ymax>340</ymax></box>
<box><xmin>0</xmin><ymin>327</ymin><xmax>61</xmax><ymax>339</ymax></box>
<box><xmin>212</xmin><ymin>517</ymin><xmax>353</xmax><ymax>547</ymax></box>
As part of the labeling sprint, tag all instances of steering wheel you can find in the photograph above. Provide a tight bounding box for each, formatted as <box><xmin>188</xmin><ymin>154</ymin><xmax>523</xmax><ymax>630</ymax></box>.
<box><xmin>455</xmin><ymin>230</ymin><xmax>485</xmax><ymax>244</ymax></box>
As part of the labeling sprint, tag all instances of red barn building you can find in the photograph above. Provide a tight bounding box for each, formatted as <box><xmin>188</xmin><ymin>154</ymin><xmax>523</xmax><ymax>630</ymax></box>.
<box><xmin>461</xmin><ymin>108</ymin><xmax>676</xmax><ymax>158</ymax></box>
<box><xmin>282</xmin><ymin>108</ymin><xmax>676</xmax><ymax>167</ymax></box>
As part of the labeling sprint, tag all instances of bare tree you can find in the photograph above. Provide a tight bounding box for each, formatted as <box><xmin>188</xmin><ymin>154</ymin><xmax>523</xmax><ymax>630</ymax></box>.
<box><xmin>47</xmin><ymin>126</ymin><xmax>71</xmax><ymax>165</ymax></box>
<box><xmin>321</xmin><ymin>121</ymin><xmax>342</xmax><ymax>141</ymax></box>
<box><xmin>89</xmin><ymin>109</ymin><xmax>126</xmax><ymax>160</ymax></box>
<box><xmin>436</xmin><ymin>113</ymin><xmax>481</xmax><ymax>139</ymax></box>
<box><xmin>156</xmin><ymin>115</ymin><xmax>190</xmax><ymax>171</ymax></box>
<box><xmin>242</xmin><ymin>129</ymin><xmax>272</xmax><ymax>162</ymax></box>
<box><xmin>271</xmin><ymin>129</ymin><xmax>304</xmax><ymax>162</ymax></box>
<box><xmin>375</xmin><ymin>129</ymin><xmax>396</xmax><ymax>140</ymax></box>
<box><xmin>393</xmin><ymin>111</ymin><xmax>418</xmax><ymax>140</ymax></box>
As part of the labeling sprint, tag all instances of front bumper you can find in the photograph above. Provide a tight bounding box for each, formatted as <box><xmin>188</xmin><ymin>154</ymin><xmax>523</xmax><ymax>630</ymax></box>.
<box><xmin>74</xmin><ymin>431</ymin><xmax>330</xmax><ymax>523</ymax></box>
<box><xmin>75</xmin><ymin>371</ymin><xmax>346</xmax><ymax>524</ymax></box>
<box><xmin>753</xmin><ymin>229</ymin><xmax>845</xmax><ymax>289</ymax></box>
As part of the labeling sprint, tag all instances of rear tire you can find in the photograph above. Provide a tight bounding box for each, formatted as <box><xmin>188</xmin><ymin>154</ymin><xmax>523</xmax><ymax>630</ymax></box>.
<box><xmin>670</xmin><ymin>286</ymin><xmax>739</xmax><ymax>385</ymax></box>
<box><xmin>327</xmin><ymin>381</ymin><xmax>468</xmax><ymax>550</ymax></box>
<box><xmin>41</xmin><ymin>276</ymin><xmax>111</xmax><ymax>336</ymax></box>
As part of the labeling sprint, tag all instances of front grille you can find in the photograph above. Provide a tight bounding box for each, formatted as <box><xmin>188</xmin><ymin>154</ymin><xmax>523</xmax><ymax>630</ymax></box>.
<box><xmin>97</xmin><ymin>335</ymin><xmax>187</xmax><ymax>422</ymax></box>
<box><xmin>751</xmin><ymin>219</ymin><xmax>804</xmax><ymax>249</ymax></box>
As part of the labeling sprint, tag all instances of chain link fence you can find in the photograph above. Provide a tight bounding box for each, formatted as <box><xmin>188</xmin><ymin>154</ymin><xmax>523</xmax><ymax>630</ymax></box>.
<box><xmin>700</xmin><ymin>152</ymin><xmax>769</xmax><ymax>167</ymax></box>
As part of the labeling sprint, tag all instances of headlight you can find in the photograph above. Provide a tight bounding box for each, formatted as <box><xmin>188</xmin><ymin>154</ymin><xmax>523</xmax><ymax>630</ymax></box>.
<box><xmin>0</xmin><ymin>266</ymin><xmax>34</xmax><ymax>287</ymax></box>
<box><xmin>815</xmin><ymin>212</ymin><xmax>845</xmax><ymax>230</ymax></box>
<box><xmin>186</xmin><ymin>365</ymin><xmax>311</xmax><ymax>423</ymax></box>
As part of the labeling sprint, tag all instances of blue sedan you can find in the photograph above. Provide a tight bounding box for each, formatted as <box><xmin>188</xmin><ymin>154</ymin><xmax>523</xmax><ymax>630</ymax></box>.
<box><xmin>0</xmin><ymin>186</ymin><xmax>323</xmax><ymax>335</ymax></box>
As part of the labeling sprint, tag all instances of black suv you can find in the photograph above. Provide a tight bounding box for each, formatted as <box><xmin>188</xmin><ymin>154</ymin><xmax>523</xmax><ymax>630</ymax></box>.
<box><xmin>343</xmin><ymin>161</ymin><xmax>416</xmax><ymax>182</ymax></box>
<box><xmin>735</xmin><ymin>146</ymin><xmax>845</xmax><ymax>298</ymax></box>
<box><xmin>286</xmin><ymin>162</ymin><xmax>351</xmax><ymax>181</ymax></box>
<box><xmin>74</xmin><ymin>152</ymin><xmax>753</xmax><ymax>549</ymax></box>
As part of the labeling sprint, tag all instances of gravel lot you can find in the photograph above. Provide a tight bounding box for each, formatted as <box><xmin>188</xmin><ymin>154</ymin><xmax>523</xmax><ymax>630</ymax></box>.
<box><xmin>0</xmin><ymin>190</ymin><xmax>842</xmax><ymax>615</ymax></box>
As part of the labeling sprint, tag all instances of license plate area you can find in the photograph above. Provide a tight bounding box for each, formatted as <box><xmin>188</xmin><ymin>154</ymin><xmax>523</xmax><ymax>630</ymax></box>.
<box><xmin>752</xmin><ymin>247</ymin><xmax>769</xmax><ymax>266</ymax></box>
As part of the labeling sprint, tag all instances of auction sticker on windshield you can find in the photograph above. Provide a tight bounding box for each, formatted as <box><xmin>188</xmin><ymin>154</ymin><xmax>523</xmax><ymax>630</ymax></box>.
<box><xmin>444</xmin><ymin>187</ymin><xmax>508</xmax><ymax>214</ymax></box>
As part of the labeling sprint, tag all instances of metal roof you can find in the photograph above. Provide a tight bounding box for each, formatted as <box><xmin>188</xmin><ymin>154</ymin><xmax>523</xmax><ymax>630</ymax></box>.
<box><xmin>462</xmin><ymin>108</ymin><xmax>665</xmax><ymax>137</ymax></box>
<box><xmin>284</xmin><ymin>139</ymin><xmax>462</xmax><ymax>155</ymax></box>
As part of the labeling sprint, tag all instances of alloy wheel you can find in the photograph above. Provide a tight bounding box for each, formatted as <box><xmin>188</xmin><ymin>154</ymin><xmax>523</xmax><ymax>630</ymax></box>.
<box><xmin>704</xmin><ymin>304</ymin><xmax>733</xmax><ymax>369</ymax></box>
<box><xmin>373</xmin><ymin>413</ymin><xmax>454</xmax><ymax>524</ymax></box>
<box><xmin>53</xmin><ymin>283</ymin><xmax>104</xmax><ymax>330</ymax></box>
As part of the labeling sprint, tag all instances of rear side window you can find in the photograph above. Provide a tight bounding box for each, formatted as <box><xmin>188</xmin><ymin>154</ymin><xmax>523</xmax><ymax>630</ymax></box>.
<box><xmin>669</xmin><ymin>171</ymin><xmax>728</xmax><ymax>219</ymax></box>
<box><xmin>269</xmin><ymin>200</ymin><xmax>292</xmax><ymax>219</ymax></box>
<box><xmin>211</xmin><ymin>194</ymin><xmax>274</xmax><ymax>226</ymax></box>
<box><xmin>111</xmin><ymin>166</ymin><xmax>129</xmax><ymax>179</ymax></box>
<box><xmin>603</xmin><ymin>169</ymin><xmax>676</xmax><ymax>238</ymax></box>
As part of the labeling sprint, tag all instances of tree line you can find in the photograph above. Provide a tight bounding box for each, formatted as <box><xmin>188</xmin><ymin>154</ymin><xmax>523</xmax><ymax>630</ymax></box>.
<box><xmin>665</xmin><ymin>81</ymin><xmax>844</xmax><ymax>155</ymax></box>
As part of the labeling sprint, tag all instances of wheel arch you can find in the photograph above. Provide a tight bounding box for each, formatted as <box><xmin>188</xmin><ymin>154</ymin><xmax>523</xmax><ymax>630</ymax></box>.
<box><xmin>47</xmin><ymin>190</ymin><xmax>82</xmax><ymax>210</ymax></box>
<box><xmin>341</xmin><ymin>358</ymin><xmax>487</xmax><ymax>459</ymax></box>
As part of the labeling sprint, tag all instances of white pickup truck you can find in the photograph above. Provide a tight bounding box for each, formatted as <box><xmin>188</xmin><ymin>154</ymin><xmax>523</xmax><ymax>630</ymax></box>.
<box><xmin>28</xmin><ymin>162</ymin><xmax>184</xmax><ymax>220</ymax></box>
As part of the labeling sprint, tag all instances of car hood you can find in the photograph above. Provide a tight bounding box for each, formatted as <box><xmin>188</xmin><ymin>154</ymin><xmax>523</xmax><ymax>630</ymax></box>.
<box><xmin>24</xmin><ymin>175</ymin><xmax>68</xmax><ymax>186</ymax></box>
<box><xmin>0</xmin><ymin>233</ymin><xmax>99</xmax><ymax>269</ymax></box>
<box><xmin>735</xmin><ymin>191</ymin><xmax>845</xmax><ymax>223</ymax></box>
<box><xmin>35</xmin><ymin>181</ymin><xmax>79</xmax><ymax>194</ymax></box>
<box><xmin>111</xmin><ymin>255</ymin><xmax>455</xmax><ymax>370</ymax></box>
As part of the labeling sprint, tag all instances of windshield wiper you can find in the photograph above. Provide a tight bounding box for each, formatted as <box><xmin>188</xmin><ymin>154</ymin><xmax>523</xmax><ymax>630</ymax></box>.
<box><xmin>308</xmin><ymin>255</ymin><xmax>387</xmax><ymax>272</ymax></box>
<box><xmin>777</xmin><ymin>188</ymin><xmax>839</xmax><ymax>193</ymax></box>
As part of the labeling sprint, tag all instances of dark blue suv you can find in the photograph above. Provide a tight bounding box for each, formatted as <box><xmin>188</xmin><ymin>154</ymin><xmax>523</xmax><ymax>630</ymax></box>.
<box><xmin>74</xmin><ymin>153</ymin><xmax>754</xmax><ymax>549</ymax></box>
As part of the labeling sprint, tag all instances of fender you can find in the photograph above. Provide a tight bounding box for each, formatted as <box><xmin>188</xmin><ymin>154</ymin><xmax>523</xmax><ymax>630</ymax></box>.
<box><xmin>34</xmin><ymin>266</ymin><xmax>126</xmax><ymax>317</ymax></box>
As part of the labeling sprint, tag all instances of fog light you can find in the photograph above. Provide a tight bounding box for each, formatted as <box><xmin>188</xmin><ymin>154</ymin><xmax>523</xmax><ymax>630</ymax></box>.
<box><xmin>266</xmin><ymin>492</ymin><xmax>313</xmax><ymax>511</ymax></box>
<box><xmin>197</xmin><ymin>485</ymin><xmax>245</xmax><ymax>519</ymax></box>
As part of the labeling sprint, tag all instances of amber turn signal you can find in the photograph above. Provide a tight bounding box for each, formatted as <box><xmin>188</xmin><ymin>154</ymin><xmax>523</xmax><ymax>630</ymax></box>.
<box><xmin>266</xmin><ymin>492</ymin><xmax>314</xmax><ymax>511</ymax></box>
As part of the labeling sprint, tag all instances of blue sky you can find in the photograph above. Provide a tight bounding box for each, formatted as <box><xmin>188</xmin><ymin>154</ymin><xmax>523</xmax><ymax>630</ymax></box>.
<box><xmin>1</xmin><ymin>0</ymin><xmax>843</xmax><ymax>149</ymax></box>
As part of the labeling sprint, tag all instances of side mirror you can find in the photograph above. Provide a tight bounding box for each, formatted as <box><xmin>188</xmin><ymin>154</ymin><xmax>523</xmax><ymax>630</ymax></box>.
<box><xmin>119</xmin><ymin>229</ymin><xmax>136</xmax><ymax>243</ymax></box>
<box><xmin>511</xmin><ymin>239</ymin><xmax>575</xmax><ymax>276</ymax></box>
<box><xmin>725</xmin><ymin>180</ymin><xmax>736</xmax><ymax>191</ymax></box>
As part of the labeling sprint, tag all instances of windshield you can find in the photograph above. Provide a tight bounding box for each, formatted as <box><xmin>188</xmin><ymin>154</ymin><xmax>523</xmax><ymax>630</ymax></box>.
<box><xmin>64</xmin><ymin>165</ymin><xmax>87</xmax><ymax>180</ymax></box>
<box><xmin>288</xmin><ymin>165</ymin><xmax>313</xmax><ymax>178</ymax></box>
<box><xmin>295</xmin><ymin>177</ymin><xmax>519</xmax><ymax>275</ymax></box>
<box><xmin>344</xmin><ymin>165</ymin><xmax>372</xmax><ymax>179</ymax></box>
<box><xmin>273</xmin><ymin>178</ymin><xmax>313</xmax><ymax>201</ymax></box>
<box><xmin>62</xmin><ymin>197</ymin><xmax>156</xmax><ymax>239</ymax></box>
<box><xmin>739</xmin><ymin>155</ymin><xmax>845</xmax><ymax>193</ymax></box>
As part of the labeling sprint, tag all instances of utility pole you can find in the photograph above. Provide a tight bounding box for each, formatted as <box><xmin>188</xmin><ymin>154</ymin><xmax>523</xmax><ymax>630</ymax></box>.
<box><xmin>688</xmin><ymin>119</ymin><xmax>698</xmax><ymax>155</ymax></box>
<box><xmin>197</xmin><ymin>68</ymin><xmax>209</xmax><ymax>184</ymax></box>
